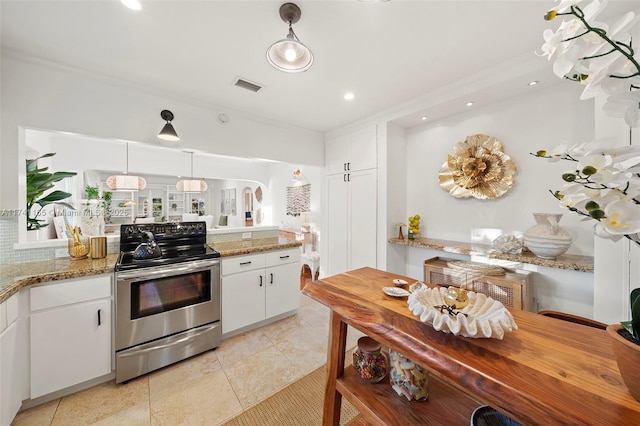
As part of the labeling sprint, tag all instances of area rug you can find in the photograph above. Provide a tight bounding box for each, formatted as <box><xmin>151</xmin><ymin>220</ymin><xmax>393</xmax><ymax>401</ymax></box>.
<box><xmin>222</xmin><ymin>364</ymin><xmax>361</xmax><ymax>426</ymax></box>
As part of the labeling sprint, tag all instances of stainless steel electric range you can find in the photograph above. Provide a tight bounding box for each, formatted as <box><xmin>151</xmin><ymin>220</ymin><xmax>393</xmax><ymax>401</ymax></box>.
<box><xmin>114</xmin><ymin>221</ymin><xmax>221</xmax><ymax>383</ymax></box>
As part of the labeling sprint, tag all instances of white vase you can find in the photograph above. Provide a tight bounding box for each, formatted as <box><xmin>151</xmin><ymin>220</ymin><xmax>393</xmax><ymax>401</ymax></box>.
<box><xmin>523</xmin><ymin>213</ymin><xmax>572</xmax><ymax>259</ymax></box>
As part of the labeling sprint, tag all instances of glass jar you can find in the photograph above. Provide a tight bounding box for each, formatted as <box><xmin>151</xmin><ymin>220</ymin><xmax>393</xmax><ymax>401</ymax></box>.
<box><xmin>389</xmin><ymin>349</ymin><xmax>429</xmax><ymax>401</ymax></box>
<box><xmin>353</xmin><ymin>337</ymin><xmax>388</xmax><ymax>383</ymax></box>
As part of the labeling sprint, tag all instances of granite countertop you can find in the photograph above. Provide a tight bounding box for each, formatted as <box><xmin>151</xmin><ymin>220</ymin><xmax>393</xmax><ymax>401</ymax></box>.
<box><xmin>0</xmin><ymin>254</ymin><xmax>120</xmax><ymax>303</ymax></box>
<box><xmin>209</xmin><ymin>237</ymin><xmax>301</xmax><ymax>257</ymax></box>
<box><xmin>0</xmin><ymin>238</ymin><xmax>302</xmax><ymax>304</ymax></box>
<box><xmin>388</xmin><ymin>237</ymin><xmax>594</xmax><ymax>272</ymax></box>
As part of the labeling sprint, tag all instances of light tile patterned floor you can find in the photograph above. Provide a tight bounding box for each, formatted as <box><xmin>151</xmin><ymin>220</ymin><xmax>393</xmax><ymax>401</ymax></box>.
<box><xmin>11</xmin><ymin>295</ymin><xmax>365</xmax><ymax>426</ymax></box>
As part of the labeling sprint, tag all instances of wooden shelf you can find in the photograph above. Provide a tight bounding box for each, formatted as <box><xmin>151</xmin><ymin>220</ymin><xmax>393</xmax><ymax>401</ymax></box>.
<box><xmin>337</xmin><ymin>366</ymin><xmax>479</xmax><ymax>425</ymax></box>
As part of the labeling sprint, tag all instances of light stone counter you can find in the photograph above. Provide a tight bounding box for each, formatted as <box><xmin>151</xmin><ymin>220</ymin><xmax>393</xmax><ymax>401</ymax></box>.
<box><xmin>388</xmin><ymin>237</ymin><xmax>594</xmax><ymax>272</ymax></box>
<box><xmin>0</xmin><ymin>254</ymin><xmax>120</xmax><ymax>303</ymax></box>
<box><xmin>210</xmin><ymin>237</ymin><xmax>301</xmax><ymax>257</ymax></box>
<box><xmin>0</xmin><ymin>238</ymin><xmax>301</xmax><ymax>303</ymax></box>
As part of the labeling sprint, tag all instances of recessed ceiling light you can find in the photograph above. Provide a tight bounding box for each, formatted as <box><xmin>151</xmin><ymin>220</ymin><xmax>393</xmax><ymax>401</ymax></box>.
<box><xmin>421</xmin><ymin>116</ymin><xmax>428</xmax><ymax>121</ymax></box>
<box><xmin>528</xmin><ymin>80</ymin><xmax>539</xmax><ymax>86</ymax></box>
<box><xmin>466</xmin><ymin>101</ymin><xmax>474</xmax><ymax>107</ymax></box>
<box><xmin>344</xmin><ymin>92</ymin><xmax>355</xmax><ymax>100</ymax></box>
<box><xmin>121</xmin><ymin>0</ymin><xmax>141</xmax><ymax>10</ymax></box>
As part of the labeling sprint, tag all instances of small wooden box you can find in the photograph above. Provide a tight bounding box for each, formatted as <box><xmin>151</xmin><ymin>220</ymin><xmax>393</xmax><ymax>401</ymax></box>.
<box><xmin>423</xmin><ymin>257</ymin><xmax>533</xmax><ymax>311</ymax></box>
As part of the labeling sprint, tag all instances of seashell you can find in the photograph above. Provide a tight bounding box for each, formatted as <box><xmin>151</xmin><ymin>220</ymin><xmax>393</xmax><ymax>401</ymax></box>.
<box><xmin>407</xmin><ymin>286</ymin><xmax>517</xmax><ymax>339</ymax></box>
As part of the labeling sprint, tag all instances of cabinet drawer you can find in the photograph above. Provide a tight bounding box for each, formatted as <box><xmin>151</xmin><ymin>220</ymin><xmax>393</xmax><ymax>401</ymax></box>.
<box><xmin>31</xmin><ymin>275</ymin><xmax>111</xmax><ymax>312</ymax></box>
<box><xmin>265</xmin><ymin>249</ymin><xmax>300</xmax><ymax>267</ymax></box>
<box><xmin>221</xmin><ymin>253</ymin><xmax>266</xmax><ymax>276</ymax></box>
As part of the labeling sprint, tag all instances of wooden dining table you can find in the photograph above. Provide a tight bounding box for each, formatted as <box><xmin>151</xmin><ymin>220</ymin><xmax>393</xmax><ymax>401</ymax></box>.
<box><xmin>302</xmin><ymin>267</ymin><xmax>640</xmax><ymax>425</ymax></box>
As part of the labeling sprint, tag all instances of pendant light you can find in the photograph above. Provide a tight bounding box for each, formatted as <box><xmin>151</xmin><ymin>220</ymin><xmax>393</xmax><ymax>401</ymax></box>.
<box><xmin>158</xmin><ymin>110</ymin><xmax>180</xmax><ymax>142</ymax></box>
<box><xmin>176</xmin><ymin>152</ymin><xmax>207</xmax><ymax>193</ymax></box>
<box><xmin>266</xmin><ymin>3</ymin><xmax>314</xmax><ymax>73</ymax></box>
<box><xmin>106</xmin><ymin>143</ymin><xmax>147</xmax><ymax>191</ymax></box>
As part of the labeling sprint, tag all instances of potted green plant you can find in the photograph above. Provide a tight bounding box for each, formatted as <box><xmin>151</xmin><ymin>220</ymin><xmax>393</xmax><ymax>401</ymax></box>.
<box><xmin>26</xmin><ymin>153</ymin><xmax>77</xmax><ymax>231</ymax></box>
<box><xmin>606</xmin><ymin>289</ymin><xmax>640</xmax><ymax>402</ymax></box>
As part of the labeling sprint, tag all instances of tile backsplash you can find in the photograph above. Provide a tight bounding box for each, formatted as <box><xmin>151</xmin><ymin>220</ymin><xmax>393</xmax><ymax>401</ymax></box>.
<box><xmin>0</xmin><ymin>216</ymin><xmax>56</xmax><ymax>264</ymax></box>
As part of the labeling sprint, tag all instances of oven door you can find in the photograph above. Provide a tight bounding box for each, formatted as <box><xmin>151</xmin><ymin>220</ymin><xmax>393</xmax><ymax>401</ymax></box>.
<box><xmin>115</xmin><ymin>258</ymin><xmax>220</xmax><ymax>352</ymax></box>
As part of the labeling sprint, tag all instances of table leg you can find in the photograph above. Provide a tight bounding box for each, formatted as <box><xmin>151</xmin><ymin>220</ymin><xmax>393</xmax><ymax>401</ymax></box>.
<box><xmin>323</xmin><ymin>310</ymin><xmax>348</xmax><ymax>426</ymax></box>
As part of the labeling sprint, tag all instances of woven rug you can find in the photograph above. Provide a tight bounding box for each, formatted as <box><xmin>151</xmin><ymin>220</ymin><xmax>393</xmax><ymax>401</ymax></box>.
<box><xmin>222</xmin><ymin>365</ymin><xmax>361</xmax><ymax>426</ymax></box>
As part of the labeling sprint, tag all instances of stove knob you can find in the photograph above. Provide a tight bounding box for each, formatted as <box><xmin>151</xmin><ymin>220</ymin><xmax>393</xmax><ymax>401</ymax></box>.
<box><xmin>195</xmin><ymin>223</ymin><xmax>204</xmax><ymax>233</ymax></box>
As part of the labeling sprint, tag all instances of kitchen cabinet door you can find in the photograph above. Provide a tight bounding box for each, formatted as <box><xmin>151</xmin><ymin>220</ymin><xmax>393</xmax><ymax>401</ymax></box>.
<box><xmin>221</xmin><ymin>271</ymin><xmax>266</xmax><ymax>334</ymax></box>
<box><xmin>326</xmin><ymin>169</ymin><xmax>377</xmax><ymax>276</ymax></box>
<box><xmin>326</xmin><ymin>173</ymin><xmax>349</xmax><ymax>275</ymax></box>
<box><xmin>265</xmin><ymin>262</ymin><xmax>301</xmax><ymax>318</ymax></box>
<box><xmin>0</xmin><ymin>322</ymin><xmax>21</xmax><ymax>426</ymax></box>
<box><xmin>326</xmin><ymin>127</ymin><xmax>377</xmax><ymax>175</ymax></box>
<box><xmin>348</xmin><ymin>169</ymin><xmax>377</xmax><ymax>270</ymax></box>
<box><xmin>30</xmin><ymin>299</ymin><xmax>111</xmax><ymax>398</ymax></box>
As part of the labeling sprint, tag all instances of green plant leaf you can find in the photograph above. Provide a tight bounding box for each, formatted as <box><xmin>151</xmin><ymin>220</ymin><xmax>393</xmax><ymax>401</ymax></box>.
<box><xmin>631</xmin><ymin>289</ymin><xmax>640</xmax><ymax>340</ymax></box>
<box><xmin>35</xmin><ymin>190</ymin><xmax>73</xmax><ymax>206</ymax></box>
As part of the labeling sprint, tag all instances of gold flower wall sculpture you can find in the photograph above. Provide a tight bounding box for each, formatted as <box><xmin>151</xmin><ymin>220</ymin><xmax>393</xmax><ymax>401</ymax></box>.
<box><xmin>438</xmin><ymin>134</ymin><xmax>516</xmax><ymax>199</ymax></box>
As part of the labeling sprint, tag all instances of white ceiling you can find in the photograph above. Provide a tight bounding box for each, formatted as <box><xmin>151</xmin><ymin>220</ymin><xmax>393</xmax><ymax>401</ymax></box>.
<box><xmin>1</xmin><ymin>0</ymin><xmax>638</xmax><ymax>133</ymax></box>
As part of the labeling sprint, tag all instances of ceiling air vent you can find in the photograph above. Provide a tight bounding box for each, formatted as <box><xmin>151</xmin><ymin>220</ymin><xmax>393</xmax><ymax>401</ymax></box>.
<box><xmin>234</xmin><ymin>77</ymin><xmax>263</xmax><ymax>93</ymax></box>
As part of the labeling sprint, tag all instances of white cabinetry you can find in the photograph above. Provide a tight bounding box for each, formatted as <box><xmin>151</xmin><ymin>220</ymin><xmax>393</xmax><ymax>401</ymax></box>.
<box><xmin>221</xmin><ymin>249</ymin><xmax>301</xmax><ymax>335</ymax></box>
<box><xmin>326</xmin><ymin>127</ymin><xmax>377</xmax><ymax>175</ymax></box>
<box><xmin>0</xmin><ymin>294</ymin><xmax>21</xmax><ymax>426</ymax></box>
<box><xmin>325</xmin><ymin>126</ymin><xmax>378</xmax><ymax>276</ymax></box>
<box><xmin>30</xmin><ymin>275</ymin><xmax>112</xmax><ymax>398</ymax></box>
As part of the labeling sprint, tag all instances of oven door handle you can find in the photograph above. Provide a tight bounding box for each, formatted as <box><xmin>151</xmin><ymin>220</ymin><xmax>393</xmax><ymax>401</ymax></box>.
<box><xmin>118</xmin><ymin>324</ymin><xmax>218</xmax><ymax>357</ymax></box>
<box><xmin>116</xmin><ymin>259</ymin><xmax>220</xmax><ymax>280</ymax></box>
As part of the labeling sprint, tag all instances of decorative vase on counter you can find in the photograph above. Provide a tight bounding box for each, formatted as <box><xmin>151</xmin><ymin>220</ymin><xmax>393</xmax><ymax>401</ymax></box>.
<box><xmin>523</xmin><ymin>213</ymin><xmax>572</xmax><ymax>260</ymax></box>
<box><xmin>353</xmin><ymin>337</ymin><xmax>388</xmax><ymax>383</ymax></box>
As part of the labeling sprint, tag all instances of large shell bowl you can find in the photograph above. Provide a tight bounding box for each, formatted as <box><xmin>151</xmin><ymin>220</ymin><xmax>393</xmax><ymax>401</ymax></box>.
<box><xmin>408</xmin><ymin>286</ymin><xmax>518</xmax><ymax>339</ymax></box>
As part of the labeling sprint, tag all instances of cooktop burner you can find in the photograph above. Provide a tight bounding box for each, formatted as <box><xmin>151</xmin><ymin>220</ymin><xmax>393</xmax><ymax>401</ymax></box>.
<box><xmin>115</xmin><ymin>221</ymin><xmax>220</xmax><ymax>271</ymax></box>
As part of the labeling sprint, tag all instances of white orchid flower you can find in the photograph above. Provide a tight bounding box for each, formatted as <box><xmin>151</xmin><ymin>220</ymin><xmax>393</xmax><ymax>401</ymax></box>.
<box><xmin>602</xmin><ymin>91</ymin><xmax>640</xmax><ymax>127</ymax></box>
<box><xmin>551</xmin><ymin>0</ymin><xmax>585</xmax><ymax>14</ymax></box>
<box><xmin>539</xmin><ymin>28</ymin><xmax>566</xmax><ymax>59</ymax></box>
<box><xmin>595</xmin><ymin>200</ymin><xmax>640</xmax><ymax>236</ymax></box>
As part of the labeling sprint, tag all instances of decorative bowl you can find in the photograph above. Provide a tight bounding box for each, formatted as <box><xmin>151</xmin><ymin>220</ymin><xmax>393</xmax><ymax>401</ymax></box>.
<box><xmin>407</xmin><ymin>286</ymin><xmax>518</xmax><ymax>339</ymax></box>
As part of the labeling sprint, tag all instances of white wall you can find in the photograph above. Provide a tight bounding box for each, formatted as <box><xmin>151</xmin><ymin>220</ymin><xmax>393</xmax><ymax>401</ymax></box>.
<box><xmin>1</xmin><ymin>53</ymin><xmax>324</xmax><ymax>210</ymax></box>
<box><xmin>404</xmin><ymin>82</ymin><xmax>595</xmax><ymax>256</ymax></box>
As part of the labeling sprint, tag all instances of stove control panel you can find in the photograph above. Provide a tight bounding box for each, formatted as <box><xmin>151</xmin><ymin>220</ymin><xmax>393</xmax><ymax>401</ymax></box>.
<box><xmin>120</xmin><ymin>222</ymin><xmax>206</xmax><ymax>243</ymax></box>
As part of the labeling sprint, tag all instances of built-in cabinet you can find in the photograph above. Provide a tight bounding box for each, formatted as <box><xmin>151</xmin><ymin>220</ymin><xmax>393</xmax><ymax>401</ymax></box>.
<box><xmin>221</xmin><ymin>248</ymin><xmax>301</xmax><ymax>334</ymax></box>
<box><xmin>29</xmin><ymin>275</ymin><xmax>112</xmax><ymax>398</ymax></box>
<box><xmin>325</xmin><ymin>127</ymin><xmax>377</xmax><ymax>175</ymax></box>
<box><xmin>325</xmin><ymin>126</ymin><xmax>378</xmax><ymax>276</ymax></box>
<box><xmin>0</xmin><ymin>294</ymin><xmax>21</xmax><ymax>426</ymax></box>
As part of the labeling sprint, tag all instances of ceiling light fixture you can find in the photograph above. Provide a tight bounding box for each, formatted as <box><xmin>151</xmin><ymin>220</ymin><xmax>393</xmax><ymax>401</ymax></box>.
<box><xmin>528</xmin><ymin>80</ymin><xmax>539</xmax><ymax>86</ymax></box>
<box><xmin>266</xmin><ymin>3</ymin><xmax>314</xmax><ymax>73</ymax></box>
<box><xmin>106</xmin><ymin>143</ymin><xmax>147</xmax><ymax>191</ymax></box>
<box><xmin>344</xmin><ymin>92</ymin><xmax>355</xmax><ymax>100</ymax></box>
<box><xmin>421</xmin><ymin>116</ymin><xmax>428</xmax><ymax>121</ymax></box>
<box><xmin>120</xmin><ymin>0</ymin><xmax>141</xmax><ymax>11</ymax></box>
<box><xmin>158</xmin><ymin>110</ymin><xmax>180</xmax><ymax>142</ymax></box>
<box><xmin>176</xmin><ymin>151</ymin><xmax>208</xmax><ymax>193</ymax></box>
<box><xmin>466</xmin><ymin>101</ymin><xmax>474</xmax><ymax>107</ymax></box>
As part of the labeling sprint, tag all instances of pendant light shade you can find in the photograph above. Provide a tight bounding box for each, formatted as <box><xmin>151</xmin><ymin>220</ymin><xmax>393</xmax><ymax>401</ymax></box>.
<box><xmin>266</xmin><ymin>3</ymin><xmax>313</xmax><ymax>73</ymax></box>
<box><xmin>158</xmin><ymin>110</ymin><xmax>180</xmax><ymax>142</ymax></box>
<box><xmin>177</xmin><ymin>152</ymin><xmax>207</xmax><ymax>193</ymax></box>
<box><xmin>106</xmin><ymin>143</ymin><xmax>147</xmax><ymax>191</ymax></box>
